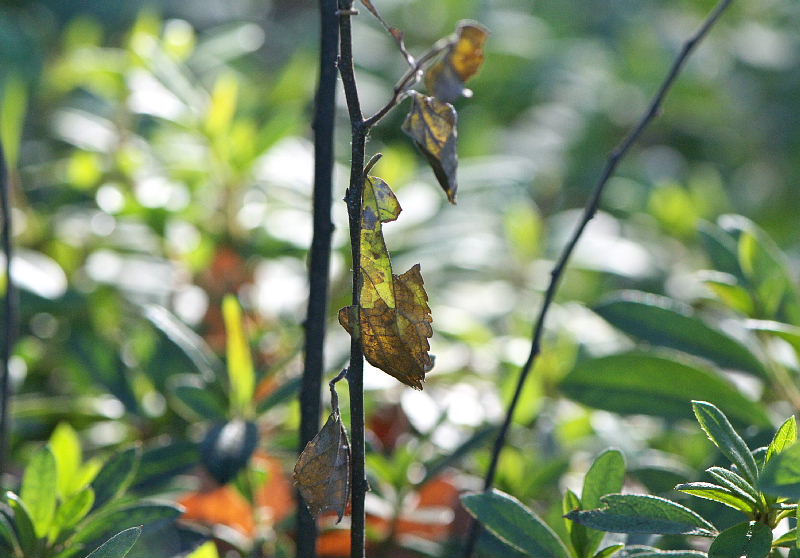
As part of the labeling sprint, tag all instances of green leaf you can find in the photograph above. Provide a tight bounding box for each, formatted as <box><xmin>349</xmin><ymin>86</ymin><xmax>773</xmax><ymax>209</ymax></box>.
<box><xmin>593</xmin><ymin>544</ymin><xmax>624</xmax><ymax>558</ymax></box>
<box><xmin>222</xmin><ymin>295</ymin><xmax>255</xmax><ymax>416</ymax></box>
<box><xmin>143</xmin><ymin>304</ymin><xmax>222</xmax><ymax>381</ymax></box>
<box><xmin>0</xmin><ymin>505</ymin><xmax>21</xmax><ymax>556</ymax></box>
<box><xmin>581</xmin><ymin>449</ymin><xmax>625</xmax><ymax>556</ymax></box>
<box><xmin>83</xmin><ymin>526</ymin><xmax>142</xmax><ymax>558</ymax></box>
<box><xmin>200</xmin><ymin>420</ymin><xmax>258</xmax><ymax>485</ymax></box>
<box><xmin>21</xmin><ymin>446</ymin><xmax>58</xmax><ymax>538</ymax></box>
<box><xmin>766</xmin><ymin>416</ymin><xmax>797</xmax><ymax>465</ymax></box>
<box><xmin>746</xmin><ymin>319</ymin><xmax>800</xmax><ymax>353</ymax></box>
<box><xmin>53</xmin><ymin>488</ymin><xmax>95</xmax><ymax>534</ymax></box>
<box><xmin>132</xmin><ymin>441</ymin><xmax>200</xmax><ymax>491</ymax></box>
<box><xmin>674</xmin><ymin>482</ymin><xmax>756</xmax><ymax>514</ymax></box>
<box><xmin>705</xmin><ymin>467</ymin><xmax>761</xmax><ymax>507</ymax></box>
<box><xmin>49</xmin><ymin>422</ymin><xmax>83</xmax><ymax>498</ymax></box>
<box><xmin>564</xmin><ymin>494</ymin><xmax>717</xmax><ymax>536</ymax></box>
<box><xmin>560</xmin><ymin>353</ymin><xmax>770</xmax><ymax>427</ymax></box>
<box><xmin>594</xmin><ymin>291</ymin><xmax>766</xmax><ymax>377</ymax></box>
<box><xmin>773</xmin><ymin>527</ymin><xmax>796</xmax><ymax>548</ymax></box>
<box><xmin>91</xmin><ymin>446</ymin><xmax>141</xmax><ymax>510</ymax></box>
<box><xmin>760</xmin><ymin>442</ymin><xmax>800</xmax><ymax>499</ymax></box>
<box><xmin>563</xmin><ymin>488</ymin><xmax>585</xmax><ymax>555</ymax></box>
<box><xmin>461</xmin><ymin>489</ymin><xmax>570</xmax><ymax>557</ymax></box>
<box><xmin>708</xmin><ymin>521</ymin><xmax>771</xmax><ymax>558</ymax></box>
<box><xmin>256</xmin><ymin>375</ymin><xmax>301</xmax><ymax>415</ymax></box>
<box><xmin>1</xmin><ymin>73</ymin><xmax>28</xmax><ymax>169</ymax></box>
<box><xmin>698</xmin><ymin>220</ymin><xmax>742</xmax><ymax>278</ymax></box>
<box><xmin>624</xmin><ymin>549</ymin><xmax>706</xmax><ymax>558</ymax></box>
<box><xmin>5</xmin><ymin>492</ymin><xmax>37</xmax><ymax>556</ymax></box>
<box><xmin>172</xmin><ymin>383</ymin><xmax>227</xmax><ymax>421</ymax></box>
<box><xmin>692</xmin><ymin>401</ymin><xmax>758</xmax><ymax>485</ymax></box>
<box><xmin>71</xmin><ymin>503</ymin><xmax>182</xmax><ymax>548</ymax></box>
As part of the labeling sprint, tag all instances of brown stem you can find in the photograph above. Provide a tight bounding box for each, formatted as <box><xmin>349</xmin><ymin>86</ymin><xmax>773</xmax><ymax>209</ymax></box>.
<box><xmin>464</xmin><ymin>0</ymin><xmax>736</xmax><ymax>554</ymax></box>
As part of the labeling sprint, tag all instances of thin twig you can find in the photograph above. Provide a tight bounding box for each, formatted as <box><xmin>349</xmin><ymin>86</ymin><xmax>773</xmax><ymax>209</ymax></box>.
<box><xmin>0</xmin><ymin>139</ymin><xmax>16</xmax><ymax>486</ymax></box>
<box><xmin>363</xmin><ymin>39</ymin><xmax>453</xmax><ymax>129</ymax></box>
<box><xmin>337</xmin><ymin>1</ymin><xmax>369</xmax><ymax>556</ymax></box>
<box><xmin>464</xmin><ymin>0</ymin><xmax>735</xmax><ymax>554</ymax></box>
<box><xmin>297</xmin><ymin>1</ymin><xmax>339</xmax><ymax>556</ymax></box>
<box><xmin>329</xmin><ymin>368</ymin><xmax>349</xmax><ymax>416</ymax></box>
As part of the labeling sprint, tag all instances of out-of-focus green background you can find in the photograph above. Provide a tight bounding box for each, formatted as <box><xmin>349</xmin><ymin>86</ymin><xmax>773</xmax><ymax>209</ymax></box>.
<box><xmin>1</xmin><ymin>0</ymin><xmax>799</xmax><ymax>556</ymax></box>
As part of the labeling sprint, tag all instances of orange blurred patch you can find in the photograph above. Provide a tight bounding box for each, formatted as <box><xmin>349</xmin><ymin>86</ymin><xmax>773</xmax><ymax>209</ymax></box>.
<box><xmin>179</xmin><ymin>485</ymin><xmax>255</xmax><ymax>537</ymax></box>
<box><xmin>253</xmin><ymin>451</ymin><xmax>294</xmax><ymax>522</ymax></box>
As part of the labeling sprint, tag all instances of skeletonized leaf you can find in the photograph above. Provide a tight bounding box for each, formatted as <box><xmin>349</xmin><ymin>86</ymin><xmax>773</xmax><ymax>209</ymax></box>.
<box><xmin>339</xmin><ymin>175</ymin><xmax>434</xmax><ymax>389</ymax></box>
<box><xmin>425</xmin><ymin>21</ymin><xmax>489</xmax><ymax>103</ymax></box>
<box><xmin>293</xmin><ymin>412</ymin><xmax>351</xmax><ymax>522</ymax></box>
<box><xmin>402</xmin><ymin>92</ymin><xmax>458</xmax><ymax>203</ymax></box>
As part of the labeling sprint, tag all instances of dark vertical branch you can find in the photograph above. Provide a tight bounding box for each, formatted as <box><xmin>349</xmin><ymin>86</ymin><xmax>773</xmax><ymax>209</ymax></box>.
<box><xmin>0</xmin><ymin>140</ymin><xmax>15</xmax><ymax>485</ymax></box>
<box><xmin>337</xmin><ymin>2</ymin><xmax>368</xmax><ymax>557</ymax></box>
<box><xmin>297</xmin><ymin>1</ymin><xmax>339</xmax><ymax>556</ymax></box>
<box><xmin>464</xmin><ymin>0</ymin><xmax>735</xmax><ymax>555</ymax></box>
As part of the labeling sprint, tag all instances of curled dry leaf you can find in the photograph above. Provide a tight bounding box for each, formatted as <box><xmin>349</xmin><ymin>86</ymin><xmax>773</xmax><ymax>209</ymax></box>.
<box><xmin>293</xmin><ymin>412</ymin><xmax>351</xmax><ymax>522</ymax></box>
<box><xmin>338</xmin><ymin>175</ymin><xmax>434</xmax><ymax>389</ymax></box>
<box><xmin>402</xmin><ymin>92</ymin><xmax>458</xmax><ymax>204</ymax></box>
<box><xmin>425</xmin><ymin>21</ymin><xmax>489</xmax><ymax>103</ymax></box>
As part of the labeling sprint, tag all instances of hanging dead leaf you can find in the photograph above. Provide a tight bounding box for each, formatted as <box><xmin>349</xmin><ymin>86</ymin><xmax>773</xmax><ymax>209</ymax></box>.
<box><xmin>293</xmin><ymin>412</ymin><xmax>351</xmax><ymax>522</ymax></box>
<box><xmin>402</xmin><ymin>92</ymin><xmax>458</xmax><ymax>203</ymax></box>
<box><xmin>425</xmin><ymin>21</ymin><xmax>489</xmax><ymax>103</ymax></box>
<box><xmin>339</xmin><ymin>264</ymin><xmax>433</xmax><ymax>390</ymax></box>
<box><xmin>338</xmin><ymin>174</ymin><xmax>433</xmax><ymax>388</ymax></box>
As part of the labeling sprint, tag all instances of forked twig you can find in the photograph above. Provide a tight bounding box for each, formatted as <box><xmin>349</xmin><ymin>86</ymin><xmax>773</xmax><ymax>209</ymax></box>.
<box><xmin>464</xmin><ymin>0</ymin><xmax>736</xmax><ymax>554</ymax></box>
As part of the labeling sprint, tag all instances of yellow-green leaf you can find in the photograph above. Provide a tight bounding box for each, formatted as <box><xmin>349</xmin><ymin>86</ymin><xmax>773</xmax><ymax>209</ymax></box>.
<box><xmin>425</xmin><ymin>21</ymin><xmax>489</xmax><ymax>103</ymax></box>
<box><xmin>222</xmin><ymin>295</ymin><xmax>255</xmax><ymax>416</ymax></box>
<box><xmin>48</xmin><ymin>422</ymin><xmax>82</xmax><ymax>499</ymax></box>
<box><xmin>402</xmin><ymin>92</ymin><xmax>458</xmax><ymax>203</ymax></box>
<box><xmin>293</xmin><ymin>412</ymin><xmax>351</xmax><ymax>522</ymax></box>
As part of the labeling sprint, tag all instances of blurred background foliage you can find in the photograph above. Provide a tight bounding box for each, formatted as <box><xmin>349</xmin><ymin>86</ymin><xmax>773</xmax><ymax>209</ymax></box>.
<box><xmin>0</xmin><ymin>0</ymin><xmax>799</xmax><ymax>556</ymax></box>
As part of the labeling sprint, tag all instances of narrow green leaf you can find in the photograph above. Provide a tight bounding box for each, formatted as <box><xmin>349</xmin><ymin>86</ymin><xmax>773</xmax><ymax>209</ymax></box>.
<box><xmin>0</xmin><ymin>506</ymin><xmax>20</xmax><ymax>556</ymax></box>
<box><xmin>5</xmin><ymin>492</ymin><xmax>37</xmax><ymax>556</ymax></box>
<box><xmin>564</xmin><ymin>494</ymin><xmax>717</xmax><ymax>537</ymax></box>
<box><xmin>675</xmin><ymin>482</ymin><xmax>755</xmax><ymax>514</ymax></box>
<box><xmin>53</xmin><ymin>488</ymin><xmax>95</xmax><ymax>533</ymax></box>
<box><xmin>593</xmin><ymin>544</ymin><xmax>625</xmax><ymax>558</ymax></box>
<box><xmin>83</xmin><ymin>526</ymin><xmax>142</xmax><ymax>558</ymax></box>
<box><xmin>746</xmin><ymin>320</ymin><xmax>800</xmax><ymax>357</ymax></box>
<box><xmin>0</xmin><ymin>74</ymin><xmax>28</xmax><ymax>169</ymax></box>
<box><xmin>692</xmin><ymin>401</ymin><xmax>758</xmax><ymax>485</ymax></box>
<box><xmin>222</xmin><ymin>295</ymin><xmax>255</xmax><ymax>416</ymax></box>
<box><xmin>563</xmin><ymin>489</ymin><xmax>586</xmax><ymax>556</ymax></box>
<box><xmin>773</xmin><ymin>527</ymin><xmax>796</xmax><ymax>547</ymax></box>
<box><xmin>595</xmin><ymin>291</ymin><xmax>766</xmax><ymax>377</ymax></box>
<box><xmin>132</xmin><ymin>441</ymin><xmax>199</xmax><ymax>491</ymax></box>
<box><xmin>705</xmin><ymin>467</ymin><xmax>760</xmax><ymax>505</ymax></box>
<box><xmin>172</xmin><ymin>384</ymin><xmax>227</xmax><ymax>421</ymax></box>
<box><xmin>49</xmin><ymin>422</ymin><xmax>83</xmax><ymax>498</ymax></box>
<box><xmin>760</xmin><ymin>442</ymin><xmax>800</xmax><ymax>499</ymax></box>
<box><xmin>91</xmin><ymin>446</ymin><xmax>141</xmax><ymax>510</ymax></box>
<box><xmin>581</xmin><ymin>449</ymin><xmax>625</xmax><ymax>556</ymax></box>
<box><xmin>708</xmin><ymin>521</ymin><xmax>771</xmax><ymax>558</ymax></box>
<box><xmin>461</xmin><ymin>489</ymin><xmax>570</xmax><ymax>557</ymax></box>
<box><xmin>21</xmin><ymin>446</ymin><xmax>58</xmax><ymax>538</ymax></box>
<box><xmin>560</xmin><ymin>353</ymin><xmax>770</xmax><ymax>427</ymax></box>
<box><xmin>256</xmin><ymin>375</ymin><xmax>302</xmax><ymax>415</ymax></box>
<box><xmin>766</xmin><ymin>416</ymin><xmax>797</xmax><ymax>465</ymax></box>
<box><xmin>71</xmin><ymin>503</ymin><xmax>182</xmax><ymax>548</ymax></box>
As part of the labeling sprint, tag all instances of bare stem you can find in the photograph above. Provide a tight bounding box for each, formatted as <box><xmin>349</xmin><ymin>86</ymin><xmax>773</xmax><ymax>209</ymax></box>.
<box><xmin>297</xmin><ymin>1</ymin><xmax>339</xmax><ymax>556</ymax></box>
<box><xmin>464</xmin><ymin>0</ymin><xmax>735</xmax><ymax>554</ymax></box>
<box><xmin>337</xmin><ymin>1</ymin><xmax>368</xmax><ymax>556</ymax></box>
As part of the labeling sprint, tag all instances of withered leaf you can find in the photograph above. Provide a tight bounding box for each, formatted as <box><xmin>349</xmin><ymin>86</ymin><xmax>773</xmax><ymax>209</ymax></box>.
<box><xmin>293</xmin><ymin>412</ymin><xmax>351</xmax><ymax>522</ymax></box>
<box><xmin>402</xmin><ymin>92</ymin><xmax>458</xmax><ymax>204</ymax></box>
<box><xmin>338</xmin><ymin>174</ymin><xmax>434</xmax><ymax>389</ymax></box>
<box><xmin>339</xmin><ymin>263</ymin><xmax>433</xmax><ymax>390</ymax></box>
<box><xmin>425</xmin><ymin>21</ymin><xmax>489</xmax><ymax>103</ymax></box>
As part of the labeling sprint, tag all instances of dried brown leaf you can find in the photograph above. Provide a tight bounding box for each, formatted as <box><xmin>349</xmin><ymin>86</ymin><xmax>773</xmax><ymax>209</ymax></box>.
<box><xmin>401</xmin><ymin>92</ymin><xmax>458</xmax><ymax>203</ymax></box>
<box><xmin>425</xmin><ymin>21</ymin><xmax>489</xmax><ymax>103</ymax></box>
<box><xmin>293</xmin><ymin>412</ymin><xmax>351</xmax><ymax>522</ymax></box>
